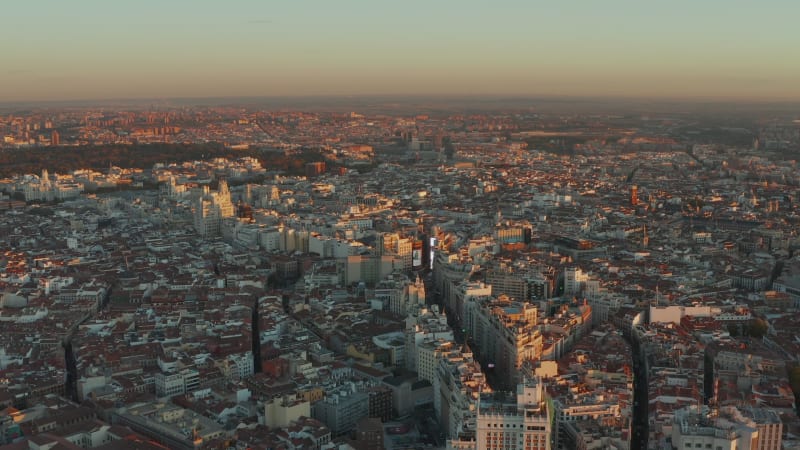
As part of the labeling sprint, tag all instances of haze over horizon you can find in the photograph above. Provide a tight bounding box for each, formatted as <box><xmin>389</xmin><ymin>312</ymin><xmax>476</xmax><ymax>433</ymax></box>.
<box><xmin>2</xmin><ymin>0</ymin><xmax>799</xmax><ymax>103</ymax></box>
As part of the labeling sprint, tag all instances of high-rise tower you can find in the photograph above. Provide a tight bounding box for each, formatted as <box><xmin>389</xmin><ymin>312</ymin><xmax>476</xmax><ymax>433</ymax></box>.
<box><xmin>194</xmin><ymin>180</ymin><xmax>235</xmax><ymax>238</ymax></box>
<box><xmin>475</xmin><ymin>378</ymin><xmax>552</xmax><ymax>450</ymax></box>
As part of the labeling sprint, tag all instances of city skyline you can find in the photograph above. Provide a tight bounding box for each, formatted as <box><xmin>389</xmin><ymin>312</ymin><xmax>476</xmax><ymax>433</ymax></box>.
<box><xmin>2</xmin><ymin>0</ymin><xmax>800</xmax><ymax>103</ymax></box>
<box><xmin>2</xmin><ymin>90</ymin><xmax>800</xmax><ymax>450</ymax></box>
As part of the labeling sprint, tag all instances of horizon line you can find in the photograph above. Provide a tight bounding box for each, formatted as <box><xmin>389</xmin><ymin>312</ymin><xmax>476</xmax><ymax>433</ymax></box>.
<box><xmin>3</xmin><ymin>93</ymin><xmax>800</xmax><ymax>108</ymax></box>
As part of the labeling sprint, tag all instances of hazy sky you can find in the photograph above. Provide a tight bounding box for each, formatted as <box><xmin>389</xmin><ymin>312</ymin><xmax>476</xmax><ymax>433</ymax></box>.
<box><xmin>1</xmin><ymin>0</ymin><xmax>799</xmax><ymax>102</ymax></box>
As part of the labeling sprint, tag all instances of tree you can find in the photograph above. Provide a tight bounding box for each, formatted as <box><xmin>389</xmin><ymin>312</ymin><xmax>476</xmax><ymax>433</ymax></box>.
<box><xmin>789</xmin><ymin>366</ymin><xmax>800</xmax><ymax>394</ymax></box>
<box><xmin>443</xmin><ymin>137</ymin><xmax>455</xmax><ymax>160</ymax></box>
<box><xmin>748</xmin><ymin>318</ymin><xmax>768</xmax><ymax>339</ymax></box>
<box><xmin>789</xmin><ymin>366</ymin><xmax>800</xmax><ymax>415</ymax></box>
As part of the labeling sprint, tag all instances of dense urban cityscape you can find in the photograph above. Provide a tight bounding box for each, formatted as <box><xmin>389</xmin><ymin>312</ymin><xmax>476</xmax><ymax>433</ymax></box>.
<box><xmin>0</xmin><ymin>102</ymin><xmax>798</xmax><ymax>450</ymax></box>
